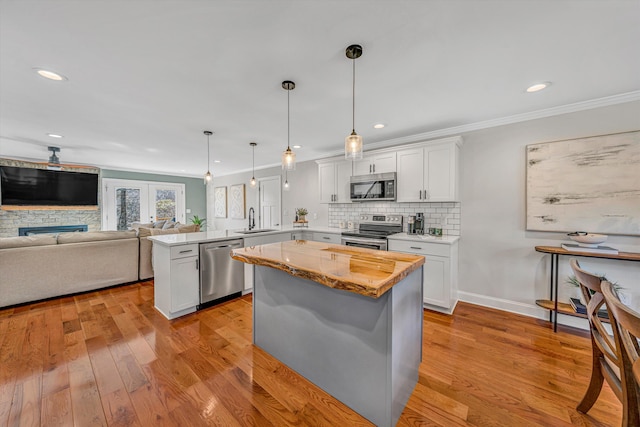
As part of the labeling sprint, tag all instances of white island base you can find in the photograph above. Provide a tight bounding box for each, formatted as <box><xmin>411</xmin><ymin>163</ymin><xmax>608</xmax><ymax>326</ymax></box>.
<box><xmin>252</xmin><ymin>265</ymin><xmax>423</xmax><ymax>427</ymax></box>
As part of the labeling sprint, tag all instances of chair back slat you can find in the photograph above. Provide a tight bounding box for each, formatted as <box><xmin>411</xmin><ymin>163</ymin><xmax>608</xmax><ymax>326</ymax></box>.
<box><xmin>603</xmin><ymin>281</ymin><xmax>640</xmax><ymax>386</ymax></box>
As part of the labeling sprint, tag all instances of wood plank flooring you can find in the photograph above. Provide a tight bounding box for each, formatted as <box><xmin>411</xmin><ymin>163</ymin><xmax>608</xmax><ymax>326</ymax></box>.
<box><xmin>0</xmin><ymin>281</ymin><xmax>621</xmax><ymax>426</ymax></box>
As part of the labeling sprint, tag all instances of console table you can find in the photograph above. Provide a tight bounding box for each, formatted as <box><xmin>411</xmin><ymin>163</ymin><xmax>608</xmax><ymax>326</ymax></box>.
<box><xmin>535</xmin><ymin>246</ymin><xmax>640</xmax><ymax>332</ymax></box>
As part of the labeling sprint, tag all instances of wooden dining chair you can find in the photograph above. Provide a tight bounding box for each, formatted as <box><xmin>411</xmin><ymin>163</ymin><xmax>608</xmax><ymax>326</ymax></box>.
<box><xmin>602</xmin><ymin>281</ymin><xmax>640</xmax><ymax>426</ymax></box>
<box><xmin>569</xmin><ymin>259</ymin><xmax>627</xmax><ymax>417</ymax></box>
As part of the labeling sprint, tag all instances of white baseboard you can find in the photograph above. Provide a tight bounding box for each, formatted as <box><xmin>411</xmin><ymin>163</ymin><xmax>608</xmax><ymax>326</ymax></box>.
<box><xmin>456</xmin><ymin>291</ymin><xmax>589</xmax><ymax>330</ymax></box>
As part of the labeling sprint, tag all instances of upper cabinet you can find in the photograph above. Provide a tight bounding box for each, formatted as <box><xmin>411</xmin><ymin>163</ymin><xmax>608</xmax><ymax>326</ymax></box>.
<box><xmin>317</xmin><ymin>157</ymin><xmax>353</xmax><ymax>204</ymax></box>
<box><xmin>353</xmin><ymin>152</ymin><xmax>396</xmax><ymax>175</ymax></box>
<box><xmin>396</xmin><ymin>137</ymin><xmax>461</xmax><ymax>202</ymax></box>
<box><xmin>317</xmin><ymin>136</ymin><xmax>462</xmax><ymax>204</ymax></box>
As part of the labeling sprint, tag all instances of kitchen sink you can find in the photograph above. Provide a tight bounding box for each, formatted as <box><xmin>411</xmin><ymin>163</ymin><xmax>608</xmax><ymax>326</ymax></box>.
<box><xmin>234</xmin><ymin>229</ymin><xmax>277</xmax><ymax>234</ymax></box>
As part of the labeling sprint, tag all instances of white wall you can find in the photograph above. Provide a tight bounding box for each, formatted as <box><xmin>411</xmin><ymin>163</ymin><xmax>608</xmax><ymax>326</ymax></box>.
<box><xmin>207</xmin><ymin>159</ymin><xmax>328</xmax><ymax>231</ymax></box>
<box><xmin>206</xmin><ymin>100</ymin><xmax>640</xmax><ymax>328</ymax></box>
<box><xmin>458</xmin><ymin>100</ymin><xmax>640</xmax><ymax>327</ymax></box>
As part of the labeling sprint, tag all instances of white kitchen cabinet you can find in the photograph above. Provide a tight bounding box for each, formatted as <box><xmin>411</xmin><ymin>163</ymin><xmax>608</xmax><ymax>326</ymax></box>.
<box><xmin>317</xmin><ymin>157</ymin><xmax>353</xmax><ymax>203</ymax></box>
<box><xmin>243</xmin><ymin>232</ymin><xmax>293</xmax><ymax>291</ymax></box>
<box><xmin>353</xmin><ymin>152</ymin><xmax>396</xmax><ymax>175</ymax></box>
<box><xmin>153</xmin><ymin>243</ymin><xmax>200</xmax><ymax>319</ymax></box>
<box><xmin>396</xmin><ymin>138</ymin><xmax>461</xmax><ymax>202</ymax></box>
<box><xmin>388</xmin><ymin>238</ymin><xmax>458</xmax><ymax>313</ymax></box>
<box><xmin>291</xmin><ymin>230</ymin><xmax>312</xmax><ymax>240</ymax></box>
<box><xmin>312</xmin><ymin>232</ymin><xmax>341</xmax><ymax>244</ymax></box>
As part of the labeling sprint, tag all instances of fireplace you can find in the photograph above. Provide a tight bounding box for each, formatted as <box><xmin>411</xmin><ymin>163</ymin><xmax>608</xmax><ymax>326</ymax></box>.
<box><xmin>18</xmin><ymin>225</ymin><xmax>88</xmax><ymax>236</ymax></box>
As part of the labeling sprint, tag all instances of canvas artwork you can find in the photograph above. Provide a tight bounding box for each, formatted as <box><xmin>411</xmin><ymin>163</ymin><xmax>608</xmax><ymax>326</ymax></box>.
<box><xmin>214</xmin><ymin>186</ymin><xmax>227</xmax><ymax>218</ymax></box>
<box><xmin>229</xmin><ymin>184</ymin><xmax>245</xmax><ymax>219</ymax></box>
<box><xmin>526</xmin><ymin>131</ymin><xmax>640</xmax><ymax>236</ymax></box>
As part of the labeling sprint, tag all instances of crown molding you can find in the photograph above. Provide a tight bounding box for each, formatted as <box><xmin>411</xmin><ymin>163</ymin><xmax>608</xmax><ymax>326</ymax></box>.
<box><xmin>360</xmin><ymin>91</ymin><xmax>640</xmax><ymax>153</ymax></box>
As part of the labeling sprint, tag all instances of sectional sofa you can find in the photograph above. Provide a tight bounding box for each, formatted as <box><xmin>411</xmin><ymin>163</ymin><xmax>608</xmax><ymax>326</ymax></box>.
<box><xmin>0</xmin><ymin>223</ymin><xmax>198</xmax><ymax>308</ymax></box>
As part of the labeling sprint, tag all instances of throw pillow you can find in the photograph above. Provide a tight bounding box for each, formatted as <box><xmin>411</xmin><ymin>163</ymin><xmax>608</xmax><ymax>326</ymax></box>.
<box><xmin>131</xmin><ymin>222</ymin><xmax>153</xmax><ymax>230</ymax></box>
<box><xmin>162</xmin><ymin>221</ymin><xmax>176</xmax><ymax>229</ymax></box>
<box><xmin>153</xmin><ymin>220</ymin><xmax>167</xmax><ymax>228</ymax></box>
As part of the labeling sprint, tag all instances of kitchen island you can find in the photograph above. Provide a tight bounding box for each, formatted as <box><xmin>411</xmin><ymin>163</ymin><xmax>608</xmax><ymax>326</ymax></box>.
<box><xmin>231</xmin><ymin>240</ymin><xmax>425</xmax><ymax>427</ymax></box>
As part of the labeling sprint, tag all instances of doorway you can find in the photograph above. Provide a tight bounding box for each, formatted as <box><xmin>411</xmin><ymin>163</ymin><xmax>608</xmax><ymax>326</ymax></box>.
<box><xmin>102</xmin><ymin>178</ymin><xmax>186</xmax><ymax>230</ymax></box>
<box><xmin>257</xmin><ymin>176</ymin><xmax>281</xmax><ymax>229</ymax></box>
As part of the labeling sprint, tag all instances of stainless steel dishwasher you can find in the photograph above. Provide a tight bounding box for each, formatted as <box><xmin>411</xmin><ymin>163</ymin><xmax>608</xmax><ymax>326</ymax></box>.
<box><xmin>199</xmin><ymin>239</ymin><xmax>244</xmax><ymax>306</ymax></box>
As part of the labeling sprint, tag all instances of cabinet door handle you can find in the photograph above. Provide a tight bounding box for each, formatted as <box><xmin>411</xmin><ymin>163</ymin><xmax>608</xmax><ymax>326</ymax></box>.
<box><xmin>410</xmin><ymin>246</ymin><xmax>422</xmax><ymax>250</ymax></box>
<box><xmin>369</xmin><ymin>164</ymin><xmax>372</xmax><ymax>173</ymax></box>
<box><xmin>196</xmin><ymin>259</ymin><xmax>199</xmax><ymax>270</ymax></box>
<box><xmin>373</xmin><ymin>164</ymin><xmax>375</xmax><ymax>173</ymax></box>
<box><xmin>424</xmin><ymin>190</ymin><xmax>429</xmax><ymax>200</ymax></box>
<box><xmin>419</xmin><ymin>190</ymin><xmax>422</xmax><ymax>199</ymax></box>
<box><xmin>179</xmin><ymin>249</ymin><xmax>193</xmax><ymax>254</ymax></box>
<box><xmin>323</xmin><ymin>236</ymin><xmax>330</xmax><ymax>240</ymax></box>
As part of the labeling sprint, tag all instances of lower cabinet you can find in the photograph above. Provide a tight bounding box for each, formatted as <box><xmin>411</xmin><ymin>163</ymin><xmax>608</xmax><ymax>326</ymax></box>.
<box><xmin>312</xmin><ymin>232</ymin><xmax>341</xmax><ymax>244</ymax></box>
<box><xmin>153</xmin><ymin>243</ymin><xmax>200</xmax><ymax>319</ymax></box>
<box><xmin>388</xmin><ymin>239</ymin><xmax>459</xmax><ymax>313</ymax></box>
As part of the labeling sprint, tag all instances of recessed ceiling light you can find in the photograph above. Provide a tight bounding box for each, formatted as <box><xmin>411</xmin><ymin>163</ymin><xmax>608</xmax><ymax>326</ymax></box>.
<box><xmin>214</xmin><ymin>160</ymin><xmax>221</xmax><ymax>163</ymax></box>
<box><xmin>34</xmin><ymin>68</ymin><xmax>68</xmax><ymax>81</ymax></box>
<box><xmin>373</xmin><ymin>123</ymin><xmax>385</xmax><ymax>129</ymax></box>
<box><xmin>47</xmin><ymin>133</ymin><xmax>63</xmax><ymax>138</ymax></box>
<box><xmin>526</xmin><ymin>82</ymin><xmax>551</xmax><ymax>93</ymax></box>
<box><xmin>292</xmin><ymin>145</ymin><xmax>302</xmax><ymax>149</ymax></box>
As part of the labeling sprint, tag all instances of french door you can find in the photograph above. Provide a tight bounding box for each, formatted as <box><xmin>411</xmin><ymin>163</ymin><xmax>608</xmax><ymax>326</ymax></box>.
<box><xmin>102</xmin><ymin>179</ymin><xmax>186</xmax><ymax>230</ymax></box>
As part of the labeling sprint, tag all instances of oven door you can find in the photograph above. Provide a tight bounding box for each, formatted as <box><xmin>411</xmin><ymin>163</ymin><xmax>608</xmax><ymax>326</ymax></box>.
<box><xmin>340</xmin><ymin>236</ymin><xmax>387</xmax><ymax>251</ymax></box>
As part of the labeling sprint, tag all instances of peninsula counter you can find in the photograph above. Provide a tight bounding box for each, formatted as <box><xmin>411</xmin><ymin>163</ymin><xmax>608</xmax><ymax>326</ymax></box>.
<box><xmin>231</xmin><ymin>240</ymin><xmax>425</xmax><ymax>427</ymax></box>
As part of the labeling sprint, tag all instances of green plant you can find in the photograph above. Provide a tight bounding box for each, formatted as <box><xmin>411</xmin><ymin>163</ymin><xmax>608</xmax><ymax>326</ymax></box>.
<box><xmin>190</xmin><ymin>215</ymin><xmax>206</xmax><ymax>227</ymax></box>
<box><xmin>565</xmin><ymin>274</ymin><xmax>621</xmax><ymax>290</ymax></box>
<box><xmin>296</xmin><ymin>208</ymin><xmax>308</xmax><ymax>217</ymax></box>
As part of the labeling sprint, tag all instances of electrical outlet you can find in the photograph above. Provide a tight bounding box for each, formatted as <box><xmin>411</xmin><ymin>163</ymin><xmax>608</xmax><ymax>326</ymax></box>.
<box><xmin>313</xmin><ymin>212</ymin><xmax>318</xmax><ymax>220</ymax></box>
<box><xmin>283</xmin><ymin>209</ymin><xmax>289</xmax><ymax>217</ymax></box>
<box><xmin>186</xmin><ymin>208</ymin><xmax>191</xmax><ymax>213</ymax></box>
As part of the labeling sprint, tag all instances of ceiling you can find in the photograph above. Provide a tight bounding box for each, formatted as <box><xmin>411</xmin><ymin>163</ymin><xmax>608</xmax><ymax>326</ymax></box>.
<box><xmin>1</xmin><ymin>1</ymin><xmax>639</xmax><ymax>178</ymax></box>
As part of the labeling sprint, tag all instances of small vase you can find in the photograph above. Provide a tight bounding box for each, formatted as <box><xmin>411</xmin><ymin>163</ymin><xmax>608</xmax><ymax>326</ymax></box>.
<box><xmin>298</xmin><ymin>215</ymin><xmax>306</xmax><ymax>222</ymax></box>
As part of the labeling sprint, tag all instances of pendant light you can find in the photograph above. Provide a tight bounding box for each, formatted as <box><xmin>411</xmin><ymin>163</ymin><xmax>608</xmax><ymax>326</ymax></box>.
<box><xmin>203</xmin><ymin>130</ymin><xmax>212</xmax><ymax>184</ymax></box>
<box><xmin>282</xmin><ymin>80</ymin><xmax>296</xmax><ymax>170</ymax></box>
<box><xmin>283</xmin><ymin>169</ymin><xmax>290</xmax><ymax>191</ymax></box>
<box><xmin>249</xmin><ymin>142</ymin><xmax>257</xmax><ymax>187</ymax></box>
<box><xmin>345</xmin><ymin>44</ymin><xmax>363</xmax><ymax>160</ymax></box>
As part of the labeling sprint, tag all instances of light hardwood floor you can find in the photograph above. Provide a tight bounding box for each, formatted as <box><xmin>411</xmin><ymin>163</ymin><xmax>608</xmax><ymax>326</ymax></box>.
<box><xmin>0</xmin><ymin>281</ymin><xmax>621</xmax><ymax>426</ymax></box>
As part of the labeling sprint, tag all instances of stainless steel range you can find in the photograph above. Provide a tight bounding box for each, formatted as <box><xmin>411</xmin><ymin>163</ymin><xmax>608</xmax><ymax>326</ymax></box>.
<box><xmin>340</xmin><ymin>214</ymin><xmax>403</xmax><ymax>251</ymax></box>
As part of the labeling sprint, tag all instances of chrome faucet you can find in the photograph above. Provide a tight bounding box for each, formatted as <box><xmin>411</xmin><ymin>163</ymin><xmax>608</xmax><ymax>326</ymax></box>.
<box><xmin>248</xmin><ymin>207</ymin><xmax>255</xmax><ymax>230</ymax></box>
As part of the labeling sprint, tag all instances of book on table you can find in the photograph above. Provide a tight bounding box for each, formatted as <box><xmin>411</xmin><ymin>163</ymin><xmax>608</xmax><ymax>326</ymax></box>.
<box><xmin>569</xmin><ymin>297</ymin><xmax>609</xmax><ymax>319</ymax></box>
<box><xmin>561</xmin><ymin>243</ymin><xmax>619</xmax><ymax>255</ymax></box>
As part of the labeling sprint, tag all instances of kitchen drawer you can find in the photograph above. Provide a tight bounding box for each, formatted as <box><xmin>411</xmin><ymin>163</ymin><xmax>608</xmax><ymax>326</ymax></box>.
<box><xmin>170</xmin><ymin>244</ymin><xmax>199</xmax><ymax>260</ymax></box>
<box><xmin>388</xmin><ymin>239</ymin><xmax>450</xmax><ymax>257</ymax></box>
<box><xmin>312</xmin><ymin>232</ymin><xmax>341</xmax><ymax>244</ymax></box>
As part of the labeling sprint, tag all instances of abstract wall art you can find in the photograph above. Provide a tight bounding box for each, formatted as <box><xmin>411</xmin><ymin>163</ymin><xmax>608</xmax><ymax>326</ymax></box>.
<box><xmin>526</xmin><ymin>131</ymin><xmax>640</xmax><ymax>236</ymax></box>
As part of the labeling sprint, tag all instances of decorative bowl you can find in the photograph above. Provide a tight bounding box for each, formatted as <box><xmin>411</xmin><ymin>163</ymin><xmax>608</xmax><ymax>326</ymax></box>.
<box><xmin>567</xmin><ymin>232</ymin><xmax>608</xmax><ymax>248</ymax></box>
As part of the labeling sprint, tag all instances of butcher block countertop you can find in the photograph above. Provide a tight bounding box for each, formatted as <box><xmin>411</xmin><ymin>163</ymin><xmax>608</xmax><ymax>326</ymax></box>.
<box><xmin>231</xmin><ymin>240</ymin><xmax>425</xmax><ymax>299</ymax></box>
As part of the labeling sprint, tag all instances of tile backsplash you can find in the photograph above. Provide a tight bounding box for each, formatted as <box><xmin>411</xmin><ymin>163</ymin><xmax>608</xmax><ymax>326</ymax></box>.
<box><xmin>328</xmin><ymin>202</ymin><xmax>460</xmax><ymax>236</ymax></box>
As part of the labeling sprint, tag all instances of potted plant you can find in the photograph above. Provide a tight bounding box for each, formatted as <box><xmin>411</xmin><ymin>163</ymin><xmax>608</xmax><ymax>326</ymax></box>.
<box><xmin>296</xmin><ymin>208</ymin><xmax>308</xmax><ymax>222</ymax></box>
<box><xmin>565</xmin><ymin>274</ymin><xmax>619</xmax><ymax>306</ymax></box>
<box><xmin>190</xmin><ymin>215</ymin><xmax>206</xmax><ymax>232</ymax></box>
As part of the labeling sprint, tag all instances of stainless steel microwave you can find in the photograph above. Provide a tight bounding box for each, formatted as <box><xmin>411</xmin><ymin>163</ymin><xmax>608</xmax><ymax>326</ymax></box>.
<box><xmin>350</xmin><ymin>172</ymin><xmax>396</xmax><ymax>201</ymax></box>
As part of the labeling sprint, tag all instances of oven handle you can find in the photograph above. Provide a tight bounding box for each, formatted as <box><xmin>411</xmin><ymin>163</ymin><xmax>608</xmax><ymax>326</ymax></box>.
<box><xmin>341</xmin><ymin>236</ymin><xmax>388</xmax><ymax>250</ymax></box>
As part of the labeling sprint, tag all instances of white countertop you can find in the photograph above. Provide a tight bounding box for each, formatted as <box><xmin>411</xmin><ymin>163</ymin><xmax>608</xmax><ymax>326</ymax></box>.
<box><xmin>387</xmin><ymin>233</ymin><xmax>459</xmax><ymax>244</ymax></box>
<box><xmin>148</xmin><ymin>225</ymin><xmax>343</xmax><ymax>247</ymax></box>
<box><xmin>148</xmin><ymin>226</ymin><xmax>460</xmax><ymax>247</ymax></box>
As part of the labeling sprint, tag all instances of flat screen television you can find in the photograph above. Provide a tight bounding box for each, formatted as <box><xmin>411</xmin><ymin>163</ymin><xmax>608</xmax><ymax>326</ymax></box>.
<box><xmin>0</xmin><ymin>166</ymin><xmax>98</xmax><ymax>206</ymax></box>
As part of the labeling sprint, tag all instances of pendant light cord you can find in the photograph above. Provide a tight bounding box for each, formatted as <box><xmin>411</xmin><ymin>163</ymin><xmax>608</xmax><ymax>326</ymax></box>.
<box><xmin>287</xmin><ymin>89</ymin><xmax>291</xmax><ymax>150</ymax></box>
<box><xmin>252</xmin><ymin>144</ymin><xmax>255</xmax><ymax>174</ymax></box>
<box><xmin>207</xmin><ymin>134</ymin><xmax>210</xmax><ymax>171</ymax></box>
<box><xmin>352</xmin><ymin>57</ymin><xmax>356</xmax><ymax>132</ymax></box>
